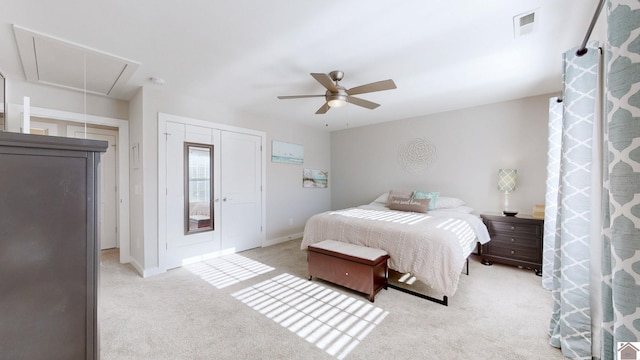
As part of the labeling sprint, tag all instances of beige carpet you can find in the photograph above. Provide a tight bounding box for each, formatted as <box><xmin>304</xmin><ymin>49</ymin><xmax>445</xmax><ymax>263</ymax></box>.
<box><xmin>100</xmin><ymin>239</ymin><xmax>565</xmax><ymax>359</ymax></box>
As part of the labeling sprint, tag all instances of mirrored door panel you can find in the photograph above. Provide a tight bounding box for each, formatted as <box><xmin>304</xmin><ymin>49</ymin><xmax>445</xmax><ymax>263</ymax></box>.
<box><xmin>184</xmin><ymin>142</ymin><xmax>214</xmax><ymax>234</ymax></box>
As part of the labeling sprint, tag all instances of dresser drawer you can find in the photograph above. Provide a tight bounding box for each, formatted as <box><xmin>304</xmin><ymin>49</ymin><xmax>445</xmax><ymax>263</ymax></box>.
<box><xmin>490</xmin><ymin>234</ymin><xmax>540</xmax><ymax>250</ymax></box>
<box><xmin>489</xmin><ymin>220</ymin><xmax>541</xmax><ymax>237</ymax></box>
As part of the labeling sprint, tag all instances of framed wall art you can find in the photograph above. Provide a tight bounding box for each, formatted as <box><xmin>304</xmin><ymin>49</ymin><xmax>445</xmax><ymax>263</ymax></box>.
<box><xmin>303</xmin><ymin>168</ymin><xmax>328</xmax><ymax>188</ymax></box>
<box><xmin>272</xmin><ymin>140</ymin><xmax>304</xmax><ymax>164</ymax></box>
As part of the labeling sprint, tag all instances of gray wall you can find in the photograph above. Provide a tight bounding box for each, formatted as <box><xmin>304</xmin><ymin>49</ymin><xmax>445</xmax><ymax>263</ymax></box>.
<box><xmin>330</xmin><ymin>93</ymin><xmax>553</xmax><ymax>215</ymax></box>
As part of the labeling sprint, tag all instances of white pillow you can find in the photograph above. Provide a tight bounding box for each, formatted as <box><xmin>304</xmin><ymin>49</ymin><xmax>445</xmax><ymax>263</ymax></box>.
<box><xmin>433</xmin><ymin>205</ymin><xmax>474</xmax><ymax>214</ymax></box>
<box><xmin>433</xmin><ymin>197</ymin><xmax>466</xmax><ymax>209</ymax></box>
<box><xmin>373</xmin><ymin>193</ymin><xmax>389</xmax><ymax>203</ymax></box>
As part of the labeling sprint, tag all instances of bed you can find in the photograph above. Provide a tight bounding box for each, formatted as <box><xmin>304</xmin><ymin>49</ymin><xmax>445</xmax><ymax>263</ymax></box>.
<box><xmin>301</xmin><ymin>191</ymin><xmax>491</xmax><ymax>300</ymax></box>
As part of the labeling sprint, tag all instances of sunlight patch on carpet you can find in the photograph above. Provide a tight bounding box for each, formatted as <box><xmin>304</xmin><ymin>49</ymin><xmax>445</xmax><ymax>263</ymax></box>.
<box><xmin>232</xmin><ymin>273</ymin><xmax>389</xmax><ymax>359</ymax></box>
<box><xmin>184</xmin><ymin>254</ymin><xmax>274</xmax><ymax>289</ymax></box>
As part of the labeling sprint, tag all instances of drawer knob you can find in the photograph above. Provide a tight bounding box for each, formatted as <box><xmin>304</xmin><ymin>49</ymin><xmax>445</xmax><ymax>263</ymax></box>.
<box><xmin>510</xmin><ymin>238</ymin><xmax>515</xmax><ymax>243</ymax></box>
<box><xmin>511</xmin><ymin>250</ymin><xmax>515</xmax><ymax>255</ymax></box>
<box><xmin>345</xmin><ymin>272</ymin><xmax>349</xmax><ymax>276</ymax></box>
<box><xmin>510</xmin><ymin>226</ymin><xmax>515</xmax><ymax>231</ymax></box>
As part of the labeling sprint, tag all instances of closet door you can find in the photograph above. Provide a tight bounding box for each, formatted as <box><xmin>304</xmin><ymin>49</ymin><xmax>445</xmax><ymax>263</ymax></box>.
<box><xmin>221</xmin><ymin>131</ymin><xmax>262</xmax><ymax>252</ymax></box>
<box><xmin>159</xmin><ymin>115</ymin><xmax>264</xmax><ymax>271</ymax></box>
<box><xmin>164</xmin><ymin>122</ymin><xmax>221</xmax><ymax>269</ymax></box>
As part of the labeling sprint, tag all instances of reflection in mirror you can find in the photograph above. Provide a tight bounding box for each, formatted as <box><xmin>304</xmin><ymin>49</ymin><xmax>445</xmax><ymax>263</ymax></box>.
<box><xmin>185</xmin><ymin>142</ymin><xmax>214</xmax><ymax>234</ymax></box>
<box><xmin>0</xmin><ymin>71</ymin><xmax>5</xmax><ymax>131</ymax></box>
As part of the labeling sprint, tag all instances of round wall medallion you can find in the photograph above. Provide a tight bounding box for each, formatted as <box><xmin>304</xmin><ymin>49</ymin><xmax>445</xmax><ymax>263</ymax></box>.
<box><xmin>397</xmin><ymin>137</ymin><xmax>436</xmax><ymax>174</ymax></box>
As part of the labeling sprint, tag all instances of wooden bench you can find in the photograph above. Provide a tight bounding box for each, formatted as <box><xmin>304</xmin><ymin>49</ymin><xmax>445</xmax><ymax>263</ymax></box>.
<box><xmin>307</xmin><ymin>240</ymin><xmax>389</xmax><ymax>302</ymax></box>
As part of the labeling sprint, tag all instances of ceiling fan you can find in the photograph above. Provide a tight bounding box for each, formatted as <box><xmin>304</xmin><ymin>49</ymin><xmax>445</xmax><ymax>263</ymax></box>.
<box><xmin>277</xmin><ymin>70</ymin><xmax>397</xmax><ymax>114</ymax></box>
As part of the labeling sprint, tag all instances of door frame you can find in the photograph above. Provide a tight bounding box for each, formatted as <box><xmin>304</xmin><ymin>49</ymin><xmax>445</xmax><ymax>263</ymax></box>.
<box><xmin>12</xmin><ymin>104</ymin><xmax>131</xmax><ymax>263</ymax></box>
<box><xmin>157</xmin><ymin>112</ymin><xmax>266</xmax><ymax>272</ymax></box>
<box><xmin>67</xmin><ymin>125</ymin><xmax>119</xmax><ymax>250</ymax></box>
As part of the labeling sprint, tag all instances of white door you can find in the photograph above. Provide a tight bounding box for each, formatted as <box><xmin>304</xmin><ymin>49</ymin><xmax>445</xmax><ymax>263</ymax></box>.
<box><xmin>68</xmin><ymin>126</ymin><xmax>118</xmax><ymax>250</ymax></box>
<box><xmin>221</xmin><ymin>131</ymin><xmax>262</xmax><ymax>252</ymax></box>
<box><xmin>165</xmin><ymin>122</ymin><xmax>222</xmax><ymax>269</ymax></box>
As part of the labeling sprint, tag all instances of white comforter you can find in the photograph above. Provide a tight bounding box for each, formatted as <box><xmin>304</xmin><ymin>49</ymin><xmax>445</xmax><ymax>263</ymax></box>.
<box><xmin>301</xmin><ymin>205</ymin><xmax>491</xmax><ymax>297</ymax></box>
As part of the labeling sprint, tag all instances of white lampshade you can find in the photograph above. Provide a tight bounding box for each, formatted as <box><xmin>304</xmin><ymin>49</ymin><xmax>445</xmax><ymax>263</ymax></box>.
<box><xmin>497</xmin><ymin>169</ymin><xmax>517</xmax><ymax>192</ymax></box>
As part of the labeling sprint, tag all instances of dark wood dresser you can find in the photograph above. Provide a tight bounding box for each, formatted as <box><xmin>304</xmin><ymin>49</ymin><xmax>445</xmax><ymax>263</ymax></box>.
<box><xmin>0</xmin><ymin>132</ymin><xmax>107</xmax><ymax>359</ymax></box>
<box><xmin>480</xmin><ymin>213</ymin><xmax>544</xmax><ymax>275</ymax></box>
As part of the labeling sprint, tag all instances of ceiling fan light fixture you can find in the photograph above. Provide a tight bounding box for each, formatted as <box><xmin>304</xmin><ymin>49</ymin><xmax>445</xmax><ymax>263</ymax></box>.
<box><xmin>327</xmin><ymin>94</ymin><xmax>347</xmax><ymax>108</ymax></box>
<box><xmin>278</xmin><ymin>71</ymin><xmax>396</xmax><ymax>113</ymax></box>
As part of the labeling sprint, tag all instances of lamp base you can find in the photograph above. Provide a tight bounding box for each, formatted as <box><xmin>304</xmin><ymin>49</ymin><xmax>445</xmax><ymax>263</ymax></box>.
<box><xmin>503</xmin><ymin>210</ymin><xmax>518</xmax><ymax>217</ymax></box>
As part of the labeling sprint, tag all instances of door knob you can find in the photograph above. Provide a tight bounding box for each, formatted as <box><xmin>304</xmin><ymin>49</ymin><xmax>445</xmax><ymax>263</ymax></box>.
<box><xmin>223</xmin><ymin>197</ymin><xmax>228</xmax><ymax>202</ymax></box>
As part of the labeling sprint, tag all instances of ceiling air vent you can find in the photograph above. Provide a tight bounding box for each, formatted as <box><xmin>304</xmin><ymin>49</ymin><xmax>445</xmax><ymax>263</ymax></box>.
<box><xmin>513</xmin><ymin>10</ymin><xmax>537</xmax><ymax>38</ymax></box>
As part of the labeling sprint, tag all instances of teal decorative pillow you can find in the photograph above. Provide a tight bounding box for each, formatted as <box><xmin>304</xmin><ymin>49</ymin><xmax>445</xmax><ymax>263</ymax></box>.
<box><xmin>413</xmin><ymin>191</ymin><xmax>439</xmax><ymax>210</ymax></box>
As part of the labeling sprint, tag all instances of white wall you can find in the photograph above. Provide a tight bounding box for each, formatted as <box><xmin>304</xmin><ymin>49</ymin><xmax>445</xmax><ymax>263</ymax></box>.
<box><xmin>130</xmin><ymin>86</ymin><xmax>331</xmax><ymax>273</ymax></box>
<box><xmin>330</xmin><ymin>93</ymin><xmax>553</xmax><ymax>215</ymax></box>
<box><xmin>128</xmin><ymin>89</ymin><xmax>145</xmax><ymax>267</ymax></box>
<box><xmin>5</xmin><ymin>80</ymin><xmax>128</xmax><ymax>128</ymax></box>
<box><xmin>7</xmin><ymin>77</ymin><xmax>552</xmax><ymax>273</ymax></box>
<box><xmin>5</xmin><ymin>80</ymin><xmax>331</xmax><ymax>275</ymax></box>
<box><xmin>260</xmin><ymin>116</ymin><xmax>331</xmax><ymax>243</ymax></box>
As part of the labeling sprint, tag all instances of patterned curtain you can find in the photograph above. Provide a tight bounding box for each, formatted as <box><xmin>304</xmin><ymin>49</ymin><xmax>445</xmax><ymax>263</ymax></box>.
<box><xmin>542</xmin><ymin>97</ymin><xmax>563</xmax><ymax>291</ymax></box>
<box><xmin>544</xmin><ymin>43</ymin><xmax>601</xmax><ymax>359</ymax></box>
<box><xmin>544</xmin><ymin>1</ymin><xmax>640</xmax><ymax>358</ymax></box>
<box><xmin>600</xmin><ymin>1</ymin><xmax>640</xmax><ymax>359</ymax></box>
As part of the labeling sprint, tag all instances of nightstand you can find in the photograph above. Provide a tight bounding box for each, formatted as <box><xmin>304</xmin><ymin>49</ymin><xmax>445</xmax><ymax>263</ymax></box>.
<box><xmin>480</xmin><ymin>213</ymin><xmax>544</xmax><ymax>276</ymax></box>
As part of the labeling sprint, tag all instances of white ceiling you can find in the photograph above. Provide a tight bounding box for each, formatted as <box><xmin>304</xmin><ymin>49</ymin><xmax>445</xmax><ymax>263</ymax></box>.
<box><xmin>0</xmin><ymin>0</ymin><xmax>600</xmax><ymax>131</ymax></box>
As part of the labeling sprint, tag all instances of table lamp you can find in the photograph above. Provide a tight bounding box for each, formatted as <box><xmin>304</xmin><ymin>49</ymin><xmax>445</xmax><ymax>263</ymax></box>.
<box><xmin>498</xmin><ymin>169</ymin><xmax>517</xmax><ymax>216</ymax></box>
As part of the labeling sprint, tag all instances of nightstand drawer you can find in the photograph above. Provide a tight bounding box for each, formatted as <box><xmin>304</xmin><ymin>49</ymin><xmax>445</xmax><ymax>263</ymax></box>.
<box><xmin>484</xmin><ymin>244</ymin><xmax>540</xmax><ymax>262</ymax></box>
<box><xmin>480</xmin><ymin>213</ymin><xmax>544</xmax><ymax>275</ymax></box>
<box><xmin>489</xmin><ymin>221</ymin><xmax>541</xmax><ymax>237</ymax></box>
<box><xmin>490</xmin><ymin>234</ymin><xmax>540</xmax><ymax>250</ymax></box>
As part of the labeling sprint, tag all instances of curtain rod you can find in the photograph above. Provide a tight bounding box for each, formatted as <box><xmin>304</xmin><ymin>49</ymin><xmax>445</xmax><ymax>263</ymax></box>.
<box><xmin>576</xmin><ymin>0</ymin><xmax>605</xmax><ymax>56</ymax></box>
<box><xmin>559</xmin><ymin>0</ymin><xmax>605</xmax><ymax>102</ymax></box>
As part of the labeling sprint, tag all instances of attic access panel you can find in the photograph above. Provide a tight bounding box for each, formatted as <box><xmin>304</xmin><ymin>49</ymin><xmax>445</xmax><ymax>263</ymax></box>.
<box><xmin>13</xmin><ymin>25</ymin><xmax>139</xmax><ymax>96</ymax></box>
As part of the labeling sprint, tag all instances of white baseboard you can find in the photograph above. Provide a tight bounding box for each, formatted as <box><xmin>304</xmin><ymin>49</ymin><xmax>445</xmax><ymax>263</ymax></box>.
<box><xmin>128</xmin><ymin>257</ymin><xmax>165</xmax><ymax>278</ymax></box>
<box><xmin>264</xmin><ymin>232</ymin><xmax>303</xmax><ymax>247</ymax></box>
<box><xmin>142</xmin><ymin>267</ymin><xmax>166</xmax><ymax>278</ymax></box>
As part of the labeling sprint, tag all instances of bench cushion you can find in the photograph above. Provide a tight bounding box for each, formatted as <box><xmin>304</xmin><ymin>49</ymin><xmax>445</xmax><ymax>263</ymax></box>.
<box><xmin>308</xmin><ymin>240</ymin><xmax>387</xmax><ymax>261</ymax></box>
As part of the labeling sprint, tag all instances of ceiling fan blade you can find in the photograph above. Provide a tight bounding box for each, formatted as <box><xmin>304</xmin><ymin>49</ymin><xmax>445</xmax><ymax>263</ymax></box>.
<box><xmin>347</xmin><ymin>96</ymin><xmax>380</xmax><ymax>110</ymax></box>
<box><xmin>310</xmin><ymin>73</ymin><xmax>338</xmax><ymax>92</ymax></box>
<box><xmin>277</xmin><ymin>95</ymin><xmax>325</xmax><ymax>99</ymax></box>
<box><xmin>347</xmin><ymin>79</ymin><xmax>396</xmax><ymax>96</ymax></box>
<box><xmin>315</xmin><ymin>103</ymin><xmax>330</xmax><ymax>114</ymax></box>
